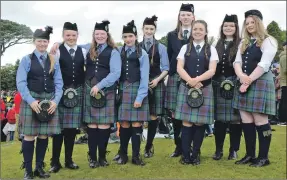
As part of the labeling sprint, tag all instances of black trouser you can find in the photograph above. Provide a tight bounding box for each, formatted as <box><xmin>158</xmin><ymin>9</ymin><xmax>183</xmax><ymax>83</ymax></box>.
<box><xmin>1</xmin><ymin>119</ymin><xmax>7</xmax><ymax>142</ymax></box>
<box><xmin>279</xmin><ymin>86</ymin><xmax>287</xmax><ymax>122</ymax></box>
<box><xmin>51</xmin><ymin>128</ymin><xmax>77</xmax><ymax>164</ymax></box>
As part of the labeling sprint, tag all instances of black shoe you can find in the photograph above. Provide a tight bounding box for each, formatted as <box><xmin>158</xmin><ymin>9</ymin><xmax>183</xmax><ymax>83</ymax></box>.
<box><xmin>170</xmin><ymin>148</ymin><xmax>182</xmax><ymax>157</ymax></box>
<box><xmin>132</xmin><ymin>156</ymin><xmax>146</xmax><ymax>166</ymax></box>
<box><xmin>116</xmin><ymin>153</ymin><xmax>128</xmax><ymax>165</ymax></box>
<box><xmin>65</xmin><ymin>161</ymin><xmax>79</xmax><ymax>169</ymax></box>
<box><xmin>212</xmin><ymin>151</ymin><xmax>223</xmax><ymax>160</ymax></box>
<box><xmin>179</xmin><ymin>156</ymin><xmax>192</xmax><ymax>165</ymax></box>
<box><xmin>191</xmin><ymin>156</ymin><xmax>200</xmax><ymax>166</ymax></box>
<box><xmin>99</xmin><ymin>158</ymin><xmax>109</xmax><ymax>167</ymax></box>
<box><xmin>249</xmin><ymin>158</ymin><xmax>270</xmax><ymax>167</ymax></box>
<box><xmin>144</xmin><ymin>145</ymin><xmax>154</xmax><ymax>158</ymax></box>
<box><xmin>228</xmin><ymin>151</ymin><xmax>238</xmax><ymax>160</ymax></box>
<box><xmin>89</xmin><ymin>160</ymin><xmax>100</xmax><ymax>168</ymax></box>
<box><xmin>24</xmin><ymin>171</ymin><xmax>34</xmax><ymax>179</ymax></box>
<box><xmin>113</xmin><ymin>149</ymin><xmax>121</xmax><ymax>161</ymax></box>
<box><xmin>235</xmin><ymin>155</ymin><xmax>256</xmax><ymax>165</ymax></box>
<box><xmin>33</xmin><ymin>168</ymin><xmax>50</xmax><ymax>179</ymax></box>
<box><xmin>49</xmin><ymin>162</ymin><xmax>62</xmax><ymax>173</ymax></box>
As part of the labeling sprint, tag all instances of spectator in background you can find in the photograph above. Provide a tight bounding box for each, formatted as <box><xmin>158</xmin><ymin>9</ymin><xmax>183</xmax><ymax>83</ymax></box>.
<box><xmin>14</xmin><ymin>90</ymin><xmax>22</xmax><ymax>140</ymax></box>
<box><xmin>279</xmin><ymin>41</ymin><xmax>287</xmax><ymax>125</ymax></box>
<box><xmin>5</xmin><ymin>104</ymin><xmax>16</xmax><ymax>141</ymax></box>
<box><xmin>1</xmin><ymin>98</ymin><xmax>7</xmax><ymax>142</ymax></box>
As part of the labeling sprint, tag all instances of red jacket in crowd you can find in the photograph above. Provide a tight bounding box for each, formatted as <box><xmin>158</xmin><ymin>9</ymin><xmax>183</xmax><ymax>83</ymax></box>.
<box><xmin>0</xmin><ymin>99</ymin><xmax>6</xmax><ymax>121</ymax></box>
<box><xmin>14</xmin><ymin>92</ymin><xmax>22</xmax><ymax>114</ymax></box>
<box><xmin>6</xmin><ymin>107</ymin><xmax>16</xmax><ymax>124</ymax></box>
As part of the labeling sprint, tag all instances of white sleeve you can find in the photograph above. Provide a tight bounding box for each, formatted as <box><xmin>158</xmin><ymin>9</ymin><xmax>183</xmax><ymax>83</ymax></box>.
<box><xmin>258</xmin><ymin>37</ymin><xmax>278</xmax><ymax>72</ymax></box>
<box><xmin>210</xmin><ymin>46</ymin><xmax>219</xmax><ymax>62</ymax></box>
<box><xmin>233</xmin><ymin>40</ymin><xmax>244</xmax><ymax>67</ymax></box>
<box><xmin>177</xmin><ymin>45</ymin><xmax>187</xmax><ymax>64</ymax></box>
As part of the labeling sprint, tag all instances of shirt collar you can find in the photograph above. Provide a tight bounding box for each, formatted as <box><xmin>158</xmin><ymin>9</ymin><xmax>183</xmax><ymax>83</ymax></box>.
<box><xmin>64</xmin><ymin>43</ymin><xmax>77</xmax><ymax>52</ymax></box>
<box><xmin>144</xmin><ymin>37</ymin><xmax>154</xmax><ymax>44</ymax></box>
<box><xmin>124</xmin><ymin>45</ymin><xmax>136</xmax><ymax>52</ymax></box>
<box><xmin>193</xmin><ymin>41</ymin><xmax>205</xmax><ymax>48</ymax></box>
<box><xmin>181</xmin><ymin>27</ymin><xmax>191</xmax><ymax>33</ymax></box>
<box><xmin>34</xmin><ymin>49</ymin><xmax>47</xmax><ymax>60</ymax></box>
<box><xmin>97</xmin><ymin>43</ymin><xmax>107</xmax><ymax>51</ymax></box>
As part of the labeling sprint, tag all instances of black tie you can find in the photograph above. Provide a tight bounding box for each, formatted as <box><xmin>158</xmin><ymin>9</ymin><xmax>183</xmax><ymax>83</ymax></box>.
<box><xmin>183</xmin><ymin>30</ymin><xmax>189</xmax><ymax>40</ymax></box>
<box><xmin>126</xmin><ymin>48</ymin><xmax>132</xmax><ymax>57</ymax></box>
<box><xmin>69</xmin><ymin>49</ymin><xmax>75</xmax><ymax>59</ymax></box>
<box><xmin>196</xmin><ymin>45</ymin><xmax>201</xmax><ymax>55</ymax></box>
<box><xmin>146</xmin><ymin>41</ymin><xmax>152</xmax><ymax>51</ymax></box>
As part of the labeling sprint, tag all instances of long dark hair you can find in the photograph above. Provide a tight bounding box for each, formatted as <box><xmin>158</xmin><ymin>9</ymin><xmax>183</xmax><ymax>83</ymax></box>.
<box><xmin>215</xmin><ymin>21</ymin><xmax>240</xmax><ymax>64</ymax></box>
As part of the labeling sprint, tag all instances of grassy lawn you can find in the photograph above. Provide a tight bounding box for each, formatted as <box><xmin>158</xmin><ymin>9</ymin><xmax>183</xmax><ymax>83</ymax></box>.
<box><xmin>1</xmin><ymin>125</ymin><xmax>286</xmax><ymax>179</ymax></box>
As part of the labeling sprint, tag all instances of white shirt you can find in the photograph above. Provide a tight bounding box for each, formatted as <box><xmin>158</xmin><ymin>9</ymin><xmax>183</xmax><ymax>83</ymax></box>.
<box><xmin>56</xmin><ymin>43</ymin><xmax>87</xmax><ymax>60</ymax></box>
<box><xmin>233</xmin><ymin>37</ymin><xmax>277</xmax><ymax>72</ymax></box>
<box><xmin>177</xmin><ymin>41</ymin><xmax>219</xmax><ymax>64</ymax></box>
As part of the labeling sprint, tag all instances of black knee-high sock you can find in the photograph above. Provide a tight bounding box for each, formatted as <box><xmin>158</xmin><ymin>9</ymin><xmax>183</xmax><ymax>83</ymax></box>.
<box><xmin>35</xmin><ymin>138</ymin><xmax>48</xmax><ymax>169</ymax></box>
<box><xmin>181</xmin><ymin>126</ymin><xmax>193</xmax><ymax>159</ymax></box>
<box><xmin>242</xmin><ymin>123</ymin><xmax>256</xmax><ymax>157</ymax></box>
<box><xmin>146</xmin><ymin>119</ymin><xmax>159</xmax><ymax>150</ymax></box>
<box><xmin>22</xmin><ymin>140</ymin><xmax>34</xmax><ymax>173</ymax></box>
<box><xmin>87</xmin><ymin>128</ymin><xmax>98</xmax><ymax>161</ymax></box>
<box><xmin>98</xmin><ymin>128</ymin><xmax>111</xmax><ymax>159</ymax></box>
<box><xmin>131</xmin><ymin>126</ymin><xmax>143</xmax><ymax>157</ymax></box>
<box><xmin>214</xmin><ymin>121</ymin><xmax>227</xmax><ymax>153</ymax></box>
<box><xmin>52</xmin><ymin>133</ymin><xmax>63</xmax><ymax>164</ymax></box>
<box><xmin>63</xmin><ymin>128</ymin><xmax>77</xmax><ymax>163</ymax></box>
<box><xmin>256</xmin><ymin>123</ymin><xmax>272</xmax><ymax>159</ymax></box>
<box><xmin>191</xmin><ymin>125</ymin><xmax>205</xmax><ymax>159</ymax></box>
<box><xmin>172</xmin><ymin>118</ymin><xmax>182</xmax><ymax>152</ymax></box>
<box><xmin>119</xmin><ymin>126</ymin><xmax>131</xmax><ymax>155</ymax></box>
<box><xmin>229</xmin><ymin>124</ymin><xmax>242</xmax><ymax>152</ymax></box>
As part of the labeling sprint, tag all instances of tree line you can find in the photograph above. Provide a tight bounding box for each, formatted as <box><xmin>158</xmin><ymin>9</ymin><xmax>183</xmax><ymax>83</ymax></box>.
<box><xmin>0</xmin><ymin>19</ymin><xmax>286</xmax><ymax>91</ymax></box>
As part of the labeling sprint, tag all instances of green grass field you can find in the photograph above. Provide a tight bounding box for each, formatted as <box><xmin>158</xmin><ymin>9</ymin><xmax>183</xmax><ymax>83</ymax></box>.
<box><xmin>1</xmin><ymin>125</ymin><xmax>286</xmax><ymax>179</ymax></box>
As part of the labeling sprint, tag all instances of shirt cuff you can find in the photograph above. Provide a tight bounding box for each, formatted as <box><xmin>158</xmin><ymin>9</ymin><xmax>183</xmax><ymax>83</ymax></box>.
<box><xmin>95</xmin><ymin>82</ymin><xmax>104</xmax><ymax>90</ymax></box>
<box><xmin>26</xmin><ymin>96</ymin><xmax>36</xmax><ymax>105</ymax></box>
<box><xmin>135</xmin><ymin>96</ymin><xmax>143</xmax><ymax>104</ymax></box>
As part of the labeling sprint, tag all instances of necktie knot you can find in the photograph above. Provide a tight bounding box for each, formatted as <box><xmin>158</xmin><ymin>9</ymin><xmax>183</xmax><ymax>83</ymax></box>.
<box><xmin>69</xmin><ymin>48</ymin><xmax>75</xmax><ymax>55</ymax></box>
<box><xmin>196</xmin><ymin>45</ymin><xmax>201</xmax><ymax>51</ymax></box>
<box><xmin>126</xmin><ymin>48</ymin><xmax>132</xmax><ymax>57</ymax></box>
<box><xmin>40</xmin><ymin>55</ymin><xmax>44</xmax><ymax>60</ymax></box>
<box><xmin>183</xmin><ymin>30</ymin><xmax>189</xmax><ymax>35</ymax></box>
<box><xmin>146</xmin><ymin>41</ymin><xmax>152</xmax><ymax>46</ymax></box>
<box><xmin>250</xmin><ymin>39</ymin><xmax>256</xmax><ymax>44</ymax></box>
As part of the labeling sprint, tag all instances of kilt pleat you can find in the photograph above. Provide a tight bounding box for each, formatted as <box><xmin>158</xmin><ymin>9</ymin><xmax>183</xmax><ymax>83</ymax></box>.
<box><xmin>83</xmin><ymin>83</ymin><xmax>116</xmax><ymax>124</ymax></box>
<box><xmin>58</xmin><ymin>86</ymin><xmax>84</xmax><ymax>129</ymax></box>
<box><xmin>212</xmin><ymin>75</ymin><xmax>241</xmax><ymax>123</ymax></box>
<box><xmin>232</xmin><ymin>71</ymin><xmax>276</xmax><ymax>115</ymax></box>
<box><xmin>164</xmin><ymin>74</ymin><xmax>180</xmax><ymax>111</ymax></box>
<box><xmin>149</xmin><ymin>79</ymin><xmax>166</xmax><ymax>116</ymax></box>
<box><xmin>118</xmin><ymin>81</ymin><xmax>150</xmax><ymax>122</ymax></box>
<box><xmin>19</xmin><ymin>91</ymin><xmax>61</xmax><ymax>136</ymax></box>
<box><xmin>175</xmin><ymin>83</ymin><xmax>214</xmax><ymax>124</ymax></box>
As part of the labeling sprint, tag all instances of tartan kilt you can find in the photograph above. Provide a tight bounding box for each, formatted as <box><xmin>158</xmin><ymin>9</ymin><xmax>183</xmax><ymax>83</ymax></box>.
<box><xmin>58</xmin><ymin>85</ymin><xmax>84</xmax><ymax>129</ymax></box>
<box><xmin>118</xmin><ymin>81</ymin><xmax>150</xmax><ymax>122</ymax></box>
<box><xmin>232</xmin><ymin>71</ymin><xmax>276</xmax><ymax>115</ymax></box>
<box><xmin>164</xmin><ymin>74</ymin><xmax>180</xmax><ymax>111</ymax></box>
<box><xmin>19</xmin><ymin>91</ymin><xmax>61</xmax><ymax>136</ymax></box>
<box><xmin>175</xmin><ymin>83</ymin><xmax>214</xmax><ymax>124</ymax></box>
<box><xmin>149</xmin><ymin>79</ymin><xmax>166</xmax><ymax>116</ymax></box>
<box><xmin>83</xmin><ymin>82</ymin><xmax>116</xmax><ymax>124</ymax></box>
<box><xmin>212</xmin><ymin>75</ymin><xmax>241</xmax><ymax>123</ymax></box>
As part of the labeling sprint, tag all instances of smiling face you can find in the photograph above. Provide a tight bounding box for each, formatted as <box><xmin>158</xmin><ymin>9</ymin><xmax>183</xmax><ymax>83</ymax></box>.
<box><xmin>245</xmin><ymin>16</ymin><xmax>257</xmax><ymax>35</ymax></box>
<box><xmin>34</xmin><ymin>39</ymin><xmax>49</xmax><ymax>53</ymax></box>
<box><xmin>142</xmin><ymin>25</ymin><xmax>156</xmax><ymax>39</ymax></box>
<box><xmin>122</xmin><ymin>33</ymin><xmax>136</xmax><ymax>47</ymax></box>
<box><xmin>192</xmin><ymin>22</ymin><xmax>207</xmax><ymax>42</ymax></box>
<box><xmin>63</xmin><ymin>30</ymin><xmax>78</xmax><ymax>47</ymax></box>
<box><xmin>222</xmin><ymin>22</ymin><xmax>236</xmax><ymax>37</ymax></box>
<box><xmin>179</xmin><ymin>11</ymin><xmax>194</xmax><ymax>26</ymax></box>
<box><xmin>94</xmin><ymin>30</ymin><xmax>108</xmax><ymax>44</ymax></box>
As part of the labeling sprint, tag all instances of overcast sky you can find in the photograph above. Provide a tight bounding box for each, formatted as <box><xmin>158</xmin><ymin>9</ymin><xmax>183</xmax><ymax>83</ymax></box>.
<box><xmin>1</xmin><ymin>1</ymin><xmax>286</xmax><ymax>66</ymax></box>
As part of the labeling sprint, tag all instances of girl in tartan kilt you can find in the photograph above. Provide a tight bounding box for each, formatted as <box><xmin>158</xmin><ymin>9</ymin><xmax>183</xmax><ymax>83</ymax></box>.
<box><xmin>165</xmin><ymin>3</ymin><xmax>195</xmax><ymax>157</ymax></box>
<box><xmin>115</xmin><ymin>20</ymin><xmax>150</xmax><ymax>166</ymax></box>
<box><xmin>49</xmin><ymin>22</ymin><xmax>86</xmax><ymax>173</ymax></box>
<box><xmin>16</xmin><ymin>26</ymin><xmax>64</xmax><ymax>179</ymax></box>
<box><xmin>233</xmin><ymin>10</ymin><xmax>277</xmax><ymax>167</ymax></box>
<box><xmin>138</xmin><ymin>15</ymin><xmax>169</xmax><ymax>158</ymax></box>
<box><xmin>81</xmin><ymin>20</ymin><xmax>121</xmax><ymax>168</ymax></box>
<box><xmin>175</xmin><ymin>20</ymin><xmax>219</xmax><ymax>165</ymax></box>
<box><xmin>212</xmin><ymin>14</ymin><xmax>242</xmax><ymax>161</ymax></box>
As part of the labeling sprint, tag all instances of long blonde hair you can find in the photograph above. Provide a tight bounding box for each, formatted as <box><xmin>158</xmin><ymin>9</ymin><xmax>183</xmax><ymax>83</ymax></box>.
<box><xmin>89</xmin><ymin>31</ymin><xmax>118</xmax><ymax>61</ymax></box>
<box><xmin>240</xmin><ymin>15</ymin><xmax>275</xmax><ymax>54</ymax></box>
